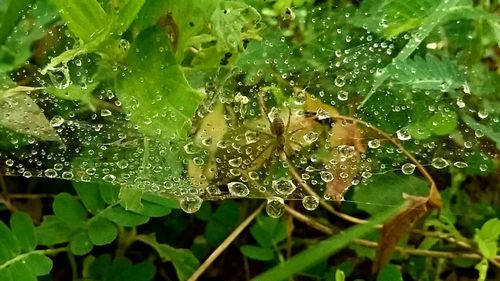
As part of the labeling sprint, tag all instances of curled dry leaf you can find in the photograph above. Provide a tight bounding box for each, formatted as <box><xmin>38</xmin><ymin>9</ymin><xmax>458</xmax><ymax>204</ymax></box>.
<box><xmin>372</xmin><ymin>194</ymin><xmax>438</xmax><ymax>273</ymax></box>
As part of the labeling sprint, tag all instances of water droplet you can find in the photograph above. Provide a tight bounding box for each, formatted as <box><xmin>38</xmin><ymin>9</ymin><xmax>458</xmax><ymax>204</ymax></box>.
<box><xmin>334</xmin><ymin>76</ymin><xmax>346</xmax><ymax>87</ymax></box>
<box><xmin>62</xmin><ymin>171</ymin><xmax>73</xmax><ymax>179</ymax></box>
<box><xmin>453</xmin><ymin>161</ymin><xmax>468</xmax><ymax>168</ymax></box>
<box><xmin>320</xmin><ymin>171</ymin><xmax>334</xmax><ymax>182</ymax></box>
<box><xmin>102</xmin><ymin>174</ymin><xmax>116</xmax><ymax>182</ymax></box>
<box><xmin>183</xmin><ymin>142</ymin><xmax>196</xmax><ymax>154</ymax></box>
<box><xmin>117</xmin><ymin>160</ymin><xmax>129</xmax><ymax>169</ymax></box>
<box><xmin>431</xmin><ymin>157</ymin><xmax>449</xmax><ymax>169</ymax></box>
<box><xmin>44</xmin><ymin>168</ymin><xmax>57</xmax><ymax>178</ymax></box>
<box><xmin>464</xmin><ymin>141</ymin><xmax>472</xmax><ymax>148</ymax></box>
<box><xmin>100</xmin><ymin>109</ymin><xmax>112</xmax><ymax>117</ymax></box>
<box><xmin>396</xmin><ymin>127</ymin><xmax>411</xmax><ymax>141</ymax></box>
<box><xmin>180</xmin><ymin>194</ymin><xmax>203</xmax><ymax>213</ymax></box>
<box><xmin>479</xmin><ymin>164</ymin><xmax>488</xmax><ymax>172</ymax></box>
<box><xmin>316</xmin><ymin>108</ymin><xmax>330</xmax><ymax>120</ymax></box>
<box><xmin>337</xmin><ymin>91</ymin><xmax>349</xmax><ymax>101</ymax></box>
<box><xmin>227</xmin><ymin>182</ymin><xmax>250</xmax><ymax>197</ymax></box>
<box><xmin>272</xmin><ymin>178</ymin><xmax>296</xmax><ymax>196</ymax></box>
<box><xmin>478</xmin><ymin>110</ymin><xmax>488</xmax><ymax>119</ymax></box>
<box><xmin>303</xmin><ymin>132</ymin><xmax>319</xmax><ymax>144</ymax></box>
<box><xmin>401</xmin><ymin>163</ymin><xmax>416</xmax><ymax>175</ymax></box>
<box><xmin>338</xmin><ymin>145</ymin><xmax>355</xmax><ymax>158</ymax></box>
<box><xmin>266</xmin><ymin>197</ymin><xmax>285</xmax><ymax>218</ymax></box>
<box><xmin>245</xmin><ymin>130</ymin><xmax>258</xmax><ymax>144</ymax></box>
<box><xmin>368</xmin><ymin>139</ymin><xmax>381</xmax><ymax>148</ymax></box>
<box><xmin>302</xmin><ymin>195</ymin><xmax>319</xmax><ymax>211</ymax></box>
<box><xmin>5</xmin><ymin>159</ymin><xmax>14</xmax><ymax>166</ymax></box>
<box><xmin>228</xmin><ymin>157</ymin><xmax>243</xmax><ymax>167</ymax></box>
<box><xmin>50</xmin><ymin>115</ymin><xmax>65</xmax><ymax>127</ymax></box>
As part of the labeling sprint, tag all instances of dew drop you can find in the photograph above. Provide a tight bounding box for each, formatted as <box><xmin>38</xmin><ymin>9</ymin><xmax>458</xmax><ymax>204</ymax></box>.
<box><xmin>266</xmin><ymin>197</ymin><xmax>285</xmax><ymax>218</ymax></box>
<box><xmin>5</xmin><ymin>159</ymin><xmax>14</xmax><ymax>166</ymax></box>
<box><xmin>227</xmin><ymin>182</ymin><xmax>250</xmax><ymax>197</ymax></box>
<box><xmin>320</xmin><ymin>171</ymin><xmax>334</xmax><ymax>182</ymax></box>
<box><xmin>228</xmin><ymin>157</ymin><xmax>243</xmax><ymax>167</ymax></box>
<box><xmin>453</xmin><ymin>161</ymin><xmax>468</xmax><ymax>168</ymax></box>
<box><xmin>102</xmin><ymin>174</ymin><xmax>116</xmax><ymax>182</ymax></box>
<box><xmin>431</xmin><ymin>157</ymin><xmax>449</xmax><ymax>169</ymax></box>
<box><xmin>180</xmin><ymin>194</ymin><xmax>203</xmax><ymax>213</ymax></box>
<box><xmin>100</xmin><ymin>109</ymin><xmax>112</xmax><ymax>117</ymax></box>
<box><xmin>302</xmin><ymin>195</ymin><xmax>319</xmax><ymax>211</ymax></box>
<box><xmin>44</xmin><ymin>168</ymin><xmax>57</xmax><ymax>178</ymax></box>
<box><xmin>396</xmin><ymin>127</ymin><xmax>411</xmax><ymax>141</ymax></box>
<box><xmin>368</xmin><ymin>139</ymin><xmax>381</xmax><ymax>148</ymax></box>
<box><xmin>337</xmin><ymin>90</ymin><xmax>349</xmax><ymax>101</ymax></box>
<box><xmin>50</xmin><ymin>115</ymin><xmax>65</xmax><ymax>127</ymax></box>
<box><xmin>334</xmin><ymin>76</ymin><xmax>346</xmax><ymax>87</ymax></box>
<box><xmin>303</xmin><ymin>132</ymin><xmax>319</xmax><ymax>144</ymax></box>
<box><xmin>62</xmin><ymin>171</ymin><xmax>73</xmax><ymax>179</ymax></box>
<box><xmin>401</xmin><ymin>163</ymin><xmax>416</xmax><ymax>175</ymax></box>
<box><xmin>245</xmin><ymin>130</ymin><xmax>258</xmax><ymax>144</ymax></box>
<box><xmin>272</xmin><ymin>178</ymin><xmax>296</xmax><ymax>196</ymax></box>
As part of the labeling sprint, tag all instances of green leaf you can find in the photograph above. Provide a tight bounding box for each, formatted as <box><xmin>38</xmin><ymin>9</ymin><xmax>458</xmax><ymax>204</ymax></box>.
<box><xmin>24</xmin><ymin>253</ymin><xmax>53</xmax><ymax>276</ymax></box>
<box><xmin>210</xmin><ymin>1</ymin><xmax>261</xmax><ymax>52</ymax></box>
<box><xmin>88</xmin><ymin>254</ymin><xmax>155</xmax><ymax>281</ymax></box>
<box><xmin>205</xmin><ymin>201</ymin><xmax>240</xmax><ymax>246</ymax></box>
<box><xmin>335</xmin><ymin>269</ymin><xmax>346</xmax><ymax>281</ymax></box>
<box><xmin>475</xmin><ymin>258</ymin><xmax>488</xmax><ymax>281</ymax></box>
<box><xmin>73</xmin><ymin>181</ymin><xmax>107</xmax><ymax>214</ymax></box>
<box><xmin>354</xmin><ymin>0</ymin><xmax>438</xmax><ymax>38</ymax></box>
<box><xmin>387</xmin><ymin>56</ymin><xmax>465</xmax><ymax>91</ymax></box>
<box><xmin>0</xmin><ymin>93</ymin><xmax>61</xmax><ymax>142</ymax></box>
<box><xmin>51</xmin><ymin>0</ymin><xmax>107</xmax><ymax>42</ymax></box>
<box><xmin>53</xmin><ymin>193</ymin><xmax>87</xmax><ymax>227</ymax></box>
<box><xmin>462</xmin><ymin>115</ymin><xmax>500</xmax><ymax>150</ymax></box>
<box><xmin>240</xmin><ymin>245</ymin><xmax>274</xmax><ymax>261</ymax></box>
<box><xmin>7</xmin><ymin>262</ymin><xmax>36</xmax><ymax>281</ymax></box>
<box><xmin>426</xmin><ymin>110</ymin><xmax>458</xmax><ymax>136</ymax></box>
<box><xmin>110</xmin><ymin>0</ymin><xmax>146</xmax><ymax>36</ymax></box>
<box><xmin>0</xmin><ymin>0</ymin><xmax>35</xmax><ymax>45</ymax></box>
<box><xmin>100</xmin><ymin>183</ymin><xmax>120</xmax><ymax>204</ymax></box>
<box><xmin>116</xmin><ymin>28</ymin><xmax>203</xmax><ymax>139</ymax></box>
<box><xmin>252</xmin><ymin>204</ymin><xmax>402</xmax><ymax>281</ymax></box>
<box><xmin>138</xmin><ymin>194</ymin><xmax>177</xmax><ymax>217</ymax></box>
<box><xmin>0</xmin><ymin>220</ymin><xmax>20</xmax><ymax>260</ymax></box>
<box><xmin>101</xmin><ymin>206</ymin><xmax>149</xmax><ymax>227</ymax></box>
<box><xmin>70</xmin><ymin>231</ymin><xmax>93</xmax><ymax>256</ymax></box>
<box><xmin>10</xmin><ymin>212</ymin><xmax>36</xmax><ymax>252</ymax></box>
<box><xmin>137</xmin><ymin>234</ymin><xmax>199</xmax><ymax>281</ymax></box>
<box><xmin>36</xmin><ymin>215</ymin><xmax>75</xmax><ymax>245</ymax></box>
<box><xmin>88</xmin><ymin>218</ymin><xmax>118</xmax><ymax>246</ymax></box>
<box><xmin>352</xmin><ymin>172</ymin><xmax>428</xmax><ymax>215</ymax></box>
<box><xmin>119</xmin><ymin>187</ymin><xmax>144</xmax><ymax>212</ymax></box>
<box><xmin>377</xmin><ymin>264</ymin><xmax>403</xmax><ymax>281</ymax></box>
<box><xmin>250</xmin><ymin>215</ymin><xmax>287</xmax><ymax>248</ymax></box>
<box><xmin>474</xmin><ymin>218</ymin><xmax>500</xmax><ymax>259</ymax></box>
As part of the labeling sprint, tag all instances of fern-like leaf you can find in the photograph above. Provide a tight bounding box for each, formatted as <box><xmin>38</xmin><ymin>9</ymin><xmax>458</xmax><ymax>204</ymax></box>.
<box><xmin>387</xmin><ymin>55</ymin><xmax>465</xmax><ymax>91</ymax></box>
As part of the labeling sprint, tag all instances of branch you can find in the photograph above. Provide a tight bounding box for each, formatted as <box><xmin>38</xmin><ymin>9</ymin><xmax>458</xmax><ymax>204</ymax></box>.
<box><xmin>188</xmin><ymin>202</ymin><xmax>265</xmax><ymax>281</ymax></box>
<box><xmin>284</xmin><ymin>205</ymin><xmax>500</xmax><ymax>267</ymax></box>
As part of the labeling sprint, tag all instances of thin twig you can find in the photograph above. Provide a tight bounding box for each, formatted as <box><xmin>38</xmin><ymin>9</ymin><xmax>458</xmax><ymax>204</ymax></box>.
<box><xmin>331</xmin><ymin>115</ymin><xmax>441</xmax><ymax>208</ymax></box>
<box><xmin>188</xmin><ymin>202</ymin><xmax>265</xmax><ymax>281</ymax></box>
<box><xmin>284</xmin><ymin>205</ymin><xmax>500</xmax><ymax>267</ymax></box>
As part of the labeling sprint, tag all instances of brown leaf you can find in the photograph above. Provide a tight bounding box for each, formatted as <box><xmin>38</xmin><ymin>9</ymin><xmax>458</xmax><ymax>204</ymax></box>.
<box><xmin>372</xmin><ymin>194</ymin><xmax>430</xmax><ymax>273</ymax></box>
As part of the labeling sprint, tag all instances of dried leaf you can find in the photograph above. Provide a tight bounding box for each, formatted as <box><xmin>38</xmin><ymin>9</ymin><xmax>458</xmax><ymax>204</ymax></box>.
<box><xmin>372</xmin><ymin>194</ymin><xmax>430</xmax><ymax>273</ymax></box>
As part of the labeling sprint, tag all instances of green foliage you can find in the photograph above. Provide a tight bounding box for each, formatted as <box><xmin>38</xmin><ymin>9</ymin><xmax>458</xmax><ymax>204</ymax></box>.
<box><xmin>352</xmin><ymin>173</ymin><xmax>428</xmax><ymax>215</ymax></box>
<box><xmin>116</xmin><ymin>28</ymin><xmax>203</xmax><ymax>139</ymax></box>
<box><xmin>0</xmin><ymin>212</ymin><xmax>53</xmax><ymax>280</ymax></box>
<box><xmin>0</xmin><ymin>0</ymin><xmax>499</xmax><ymax>279</ymax></box>
<box><xmin>84</xmin><ymin>254</ymin><xmax>156</xmax><ymax>281</ymax></box>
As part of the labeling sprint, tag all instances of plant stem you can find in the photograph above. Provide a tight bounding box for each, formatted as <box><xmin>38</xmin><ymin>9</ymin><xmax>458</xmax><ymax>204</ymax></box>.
<box><xmin>284</xmin><ymin>205</ymin><xmax>500</xmax><ymax>266</ymax></box>
<box><xmin>188</xmin><ymin>202</ymin><xmax>265</xmax><ymax>281</ymax></box>
<box><xmin>0</xmin><ymin>247</ymin><xmax>67</xmax><ymax>271</ymax></box>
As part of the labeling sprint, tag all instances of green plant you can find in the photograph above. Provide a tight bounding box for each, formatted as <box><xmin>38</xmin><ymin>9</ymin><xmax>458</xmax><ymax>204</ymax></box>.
<box><xmin>0</xmin><ymin>0</ymin><xmax>499</xmax><ymax>280</ymax></box>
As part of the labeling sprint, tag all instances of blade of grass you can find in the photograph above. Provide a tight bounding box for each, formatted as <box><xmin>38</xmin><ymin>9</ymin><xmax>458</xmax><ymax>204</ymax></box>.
<box><xmin>0</xmin><ymin>0</ymin><xmax>35</xmax><ymax>45</ymax></box>
<box><xmin>252</xmin><ymin>203</ymin><xmax>403</xmax><ymax>281</ymax></box>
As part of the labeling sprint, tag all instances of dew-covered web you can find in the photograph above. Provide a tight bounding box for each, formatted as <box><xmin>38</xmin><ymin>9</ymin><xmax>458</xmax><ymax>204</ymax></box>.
<box><xmin>0</xmin><ymin>2</ymin><xmax>498</xmax><ymax>217</ymax></box>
